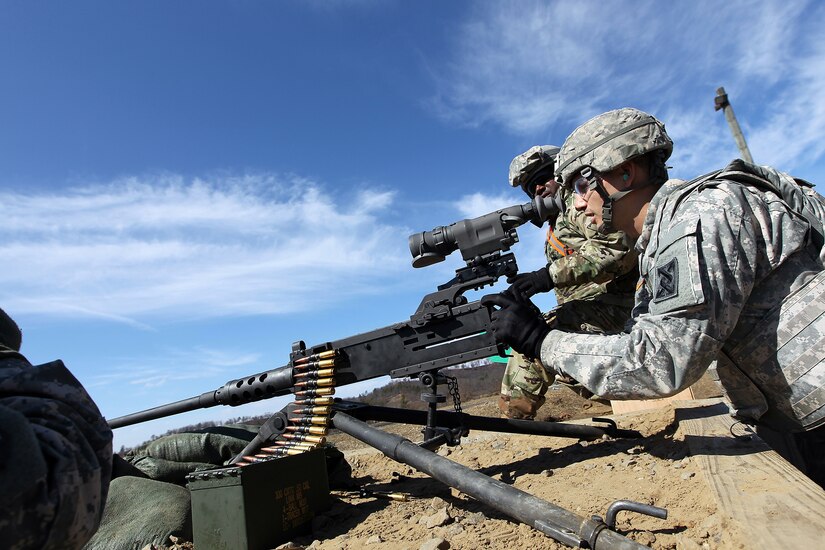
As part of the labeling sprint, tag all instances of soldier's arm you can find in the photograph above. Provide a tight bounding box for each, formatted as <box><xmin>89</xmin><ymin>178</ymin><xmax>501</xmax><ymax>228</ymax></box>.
<box><xmin>538</xmin><ymin>187</ymin><xmax>773</xmax><ymax>399</ymax></box>
<box><xmin>0</xmin><ymin>353</ymin><xmax>113</xmax><ymax>549</ymax></box>
<box><xmin>547</xmin><ymin>205</ymin><xmax>638</xmax><ymax>288</ymax></box>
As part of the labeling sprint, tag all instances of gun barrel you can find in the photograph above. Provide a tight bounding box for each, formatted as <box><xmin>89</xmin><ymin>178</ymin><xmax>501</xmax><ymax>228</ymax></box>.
<box><xmin>108</xmin><ymin>364</ymin><xmax>294</xmax><ymax>429</ymax></box>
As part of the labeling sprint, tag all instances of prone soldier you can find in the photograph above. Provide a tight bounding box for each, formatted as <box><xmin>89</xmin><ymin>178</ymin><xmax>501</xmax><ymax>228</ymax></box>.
<box><xmin>484</xmin><ymin>108</ymin><xmax>825</xmax><ymax>484</ymax></box>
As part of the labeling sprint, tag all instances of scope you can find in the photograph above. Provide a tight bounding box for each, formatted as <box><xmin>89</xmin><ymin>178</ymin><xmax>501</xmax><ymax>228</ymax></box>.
<box><xmin>409</xmin><ymin>194</ymin><xmax>559</xmax><ymax>268</ymax></box>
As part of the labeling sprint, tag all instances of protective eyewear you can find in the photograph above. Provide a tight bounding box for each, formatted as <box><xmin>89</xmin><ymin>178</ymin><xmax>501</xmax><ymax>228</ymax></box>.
<box><xmin>570</xmin><ymin>170</ymin><xmax>602</xmax><ymax>197</ymax></box>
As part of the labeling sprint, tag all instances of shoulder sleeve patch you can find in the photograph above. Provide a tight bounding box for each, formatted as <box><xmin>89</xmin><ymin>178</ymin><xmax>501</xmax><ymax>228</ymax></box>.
<box><xmin>654</xmin><ymin>257</ymin><xmax>679</xmax><ymax>301</ymax></box>
<box><xmin>649</xmin><ymin>219</ymin><xmax>706</xmax><ymax>314</ymax></box>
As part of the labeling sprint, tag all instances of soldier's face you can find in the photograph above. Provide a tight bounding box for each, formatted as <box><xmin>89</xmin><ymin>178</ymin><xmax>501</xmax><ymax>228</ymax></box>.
<box><xmin>573</xmin><ymin>184</ymin><xmax>601</xmax><ymax>226</ymax></box>
<box><xmin>571</xmin><ymin>170</ymin><xmax>627</xmax><ymax>229</ymax></box>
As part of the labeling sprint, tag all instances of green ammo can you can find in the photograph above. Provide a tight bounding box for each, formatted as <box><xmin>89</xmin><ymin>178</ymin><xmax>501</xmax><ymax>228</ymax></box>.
<box><xmin>187</xmin><ymin>448</ymin><xmax>330</xmax><ymax>550</ymax></box>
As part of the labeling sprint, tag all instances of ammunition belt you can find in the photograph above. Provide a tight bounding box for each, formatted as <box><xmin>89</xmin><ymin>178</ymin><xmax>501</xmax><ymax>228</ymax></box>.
<box><xmin>237</xmin><ymin>349</ymin><xmax>341</xmax><ymax>465</ymax></box>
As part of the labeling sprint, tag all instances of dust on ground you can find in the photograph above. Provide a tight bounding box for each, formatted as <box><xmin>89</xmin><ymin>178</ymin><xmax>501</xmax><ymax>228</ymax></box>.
<box><xmin>282</xmin><ymin>387</ymin><xmax>748</xmax><ymax>550</ymax></box>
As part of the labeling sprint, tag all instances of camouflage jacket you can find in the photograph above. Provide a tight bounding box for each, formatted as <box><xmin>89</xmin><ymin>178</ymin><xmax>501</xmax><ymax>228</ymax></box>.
<box><xmin>546</xmin><ymin>190</ymin><xmax>638</xmax><ymax>307</ymax></box>
<box><xmin>541</xmin><ymin>169</ymin><xmax>825</xmax><ymax>431</ymax></box>
<box><xmin>0</xmin><ymin>347</ymin><xmax>113</xmax><ymax>549</ymax></box>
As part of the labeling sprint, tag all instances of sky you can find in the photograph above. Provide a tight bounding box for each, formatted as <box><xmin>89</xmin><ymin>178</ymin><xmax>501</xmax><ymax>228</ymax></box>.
<box><xmin>2</xmin><ymin>0</ymin><xmax>825</xmax><ymax>449</ymax></box>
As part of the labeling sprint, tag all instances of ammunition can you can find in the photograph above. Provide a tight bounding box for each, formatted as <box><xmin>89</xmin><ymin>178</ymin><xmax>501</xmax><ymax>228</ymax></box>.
<box><xmin>187</xmin><ymin>448</ymin><xmax>329</xmax><ymax>550</ymax></box>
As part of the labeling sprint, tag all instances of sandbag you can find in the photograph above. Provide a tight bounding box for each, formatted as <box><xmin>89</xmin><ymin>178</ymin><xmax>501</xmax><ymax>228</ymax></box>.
<box><xmin>82</xmin><ymin>476</ymin><xmax>191</xmax><ymax>550</ymax></box>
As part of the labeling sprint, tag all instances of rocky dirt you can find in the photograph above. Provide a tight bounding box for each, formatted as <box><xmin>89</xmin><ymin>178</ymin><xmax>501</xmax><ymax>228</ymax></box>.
<box><xmin>280</xmin><ymin>387</ymin><xmax>749</xmax><ymax>550</ymax></box>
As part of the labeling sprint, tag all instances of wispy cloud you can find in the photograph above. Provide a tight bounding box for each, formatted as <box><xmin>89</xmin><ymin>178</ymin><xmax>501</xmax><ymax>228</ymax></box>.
<box><xmin>0</xmin><ymin>173</ymin><xmax>410</xmax><ymax>323</ymax></box>
<box><xmin>429</xmin><ymin>0</ymin><xmax>825</xmax><ymax>176</ymax></box>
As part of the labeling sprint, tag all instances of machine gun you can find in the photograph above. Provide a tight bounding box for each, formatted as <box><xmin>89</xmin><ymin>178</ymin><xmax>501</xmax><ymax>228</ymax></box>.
<box><xmin>109</xmin><ymin>194</ymin><xmax>566</xmax><ymax>436</ymax></box>
<box><xmin>110</xmin><ymin>195</ymin><xmax>666</xmax><ymax>549</ymax></box>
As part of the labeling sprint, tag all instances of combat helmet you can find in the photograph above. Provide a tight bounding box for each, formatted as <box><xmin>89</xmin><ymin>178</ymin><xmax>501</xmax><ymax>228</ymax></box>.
<box><xmin>509</xmin><ymin>145</ymin><xmax>561</xmax><ymax>197</ymax></box>
<box><xmin>554</xmin><ymin>108</ymin><xmax>672</xmax><ymax>186</ymax></box>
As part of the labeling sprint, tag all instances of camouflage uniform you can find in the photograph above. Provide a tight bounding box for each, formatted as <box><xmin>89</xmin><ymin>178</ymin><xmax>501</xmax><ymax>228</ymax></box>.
<box><xmin>500</xmin><ymin>186</ymin><xmax>638</xmax><ymax>418</ymax></box>
<box><xmin>543</xmin><ymin>166</ymin><xmax>825</xmax><ymax>430</ymax></box>
<box><xmin>0</xmin><ymin>309</ymin><xmax>113</xmax><ymax>550</ymax></box>
<box><xmin>543</xmin><ymin>108</ymin><xmax>825</xmax><ymax>438</ymax></box>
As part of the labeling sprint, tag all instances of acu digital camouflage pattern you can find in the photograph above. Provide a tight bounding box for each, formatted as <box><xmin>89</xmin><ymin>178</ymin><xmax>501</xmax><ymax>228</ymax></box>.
<box><xmin>541</xmin><ymin>160</ymin><xmax>825</xmax><ymax>432</ymax></box>
<box><xmin>554</xmin><ymin>108</ymin><xmax>673</xmax><ymax>186</ymax></box>
<box><xmin>0</xmin><ymin>345</ymin><xmax>113</xmax><ymax>549</ymax></box>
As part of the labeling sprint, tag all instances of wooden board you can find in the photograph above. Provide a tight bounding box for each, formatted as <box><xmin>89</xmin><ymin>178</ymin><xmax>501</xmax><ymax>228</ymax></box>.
<box><xmin>676</xmin><ymin>400</ymin><xmax>825</xmax><ymax>548</ymax></box>
<box><xmin>610</xmin><ymin>371</ymin><xmax>724</xmax><ymax>414</ymax></box>
<box><xmin>610</xmin><ymin>386</ymin><xmax>695</xmax><ymax>415</ymax></box>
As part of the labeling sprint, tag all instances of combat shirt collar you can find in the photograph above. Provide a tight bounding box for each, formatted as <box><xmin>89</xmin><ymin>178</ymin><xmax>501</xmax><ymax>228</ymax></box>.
<box><xmin>635</xmin><ymin>178</ymin><xmax>685</xmax><ymax>256</ymax></box>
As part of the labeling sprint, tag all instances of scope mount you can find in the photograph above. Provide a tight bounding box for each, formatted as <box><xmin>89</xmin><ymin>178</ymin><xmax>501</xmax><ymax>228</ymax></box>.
<box><xmin>410</xmin><ymin>251</ymin><xmax>516</xmax><ymax>327</ymax></box>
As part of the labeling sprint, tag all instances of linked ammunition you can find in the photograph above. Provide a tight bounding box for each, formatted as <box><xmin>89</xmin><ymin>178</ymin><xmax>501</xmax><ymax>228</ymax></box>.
<box><xmin>293</xmin><ymin>396</ymin><xmax>334</xmax><ymax>407</ymax></box>
<box><xmin>289</xmin><ymin>415</ymin><xmax>329</xmax><ymax>426</ymax></box>
<box><xmin>293</xmin><ymin>368</ymin><xmax>336</xmax><ymax>380</ymax></box>
<box><xmin>293</xmin><ymin>387</ymin><xmax>335</xmax><ymax>397</ymax></box>
<box><xmin>293</xmin><ymin>377</ymin><xmax>335</xmax><ymax>389</ymax></box>
<box><xmin>285</xmin><ymin>425</ymin><xmax>327</xmax><ymax>436</ymax></box>
<box><xmin>292</xmin><ymin>359</ymin><xmax>338</xmax><ymax>371</ymax></box>
<box><xmin>265</xmin><ymin>441</ymin><xmax>316</xmax><ymax>450</ymax></box>
<box><xmin>293</xmin><ymin>350</ymin><xmax>338</xmax><ymax>365</ymax></box>
<box><xmin>281</xmin><ymin>433</ymin><xmax>325</xmax><ymax>444</ymax></box>
<box><xmin>291</xmin><ymin>405</ymin><xmax>332</xmax><ymax>416</ymax></box>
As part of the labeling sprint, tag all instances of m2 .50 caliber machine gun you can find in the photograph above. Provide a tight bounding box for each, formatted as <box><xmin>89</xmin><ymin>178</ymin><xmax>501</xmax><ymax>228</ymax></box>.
<box><xmin>110</xmin><ymin>195</ymin><xmax>666</xmax><ymax>549</ymax></box>
<box><xmin>110</xmin><ymin>194</ymin><xmax>624</xmax><ymax>444</ymax></box>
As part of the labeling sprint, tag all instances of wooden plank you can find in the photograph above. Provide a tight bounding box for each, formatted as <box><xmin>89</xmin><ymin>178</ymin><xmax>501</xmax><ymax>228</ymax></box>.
<box><xmin>676</xmin><ymin>400</ymin><xmax>825</xmax><ymax>548</ymax></box>
<box><xmin>610</xmin><ymin>372</ymin><xmax>723</xmax><ymax>414</ymax></box>
<box><xmin>610</xmin><ymin>386</ymin><xmax>695</xmax><ymax>415</ymax></box>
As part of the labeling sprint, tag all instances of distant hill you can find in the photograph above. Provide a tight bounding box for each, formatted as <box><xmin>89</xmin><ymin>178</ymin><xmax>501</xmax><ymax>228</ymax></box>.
<box><xmin>351</xmin><ymin>360</ymin><xmax>504</xmax><ymax>410</ymax></box>
<box><xmin>119</xmin><ymin>359</ymin><xmax>504</xmax><ymax>455</ymax></box>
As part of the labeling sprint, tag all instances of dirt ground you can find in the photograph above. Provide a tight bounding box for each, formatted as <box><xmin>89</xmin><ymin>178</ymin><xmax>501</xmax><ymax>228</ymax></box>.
<box><xmin>278</xmin><ymin>387</ymin><xmax>750</xmax><ymax>550</ymax></box>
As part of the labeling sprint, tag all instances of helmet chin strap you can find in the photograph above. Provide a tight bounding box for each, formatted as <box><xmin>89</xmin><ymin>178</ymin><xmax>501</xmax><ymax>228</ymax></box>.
<box><xmin>580</xmin><ymin>167</ymin><xmax>639</xmax><ymax>233</ymax></box>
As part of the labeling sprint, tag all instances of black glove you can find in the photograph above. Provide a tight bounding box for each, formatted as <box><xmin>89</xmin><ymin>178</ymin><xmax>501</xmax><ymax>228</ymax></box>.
<box><xmin>506</xmin><ymin>266</ymin><xmax>554</xmax><ymax>299</ymax></box>
<box><xmin>481</xmin><ymin>290</ymin><xmax>550</xmax><ymax>360</ymax></box>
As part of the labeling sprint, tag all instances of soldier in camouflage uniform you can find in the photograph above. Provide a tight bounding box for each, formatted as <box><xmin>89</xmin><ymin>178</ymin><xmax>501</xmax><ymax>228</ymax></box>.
<box><xmin>498</xmin><ymin>145</ymin><xmax>639</xmax><ymax>419</ymax></box>
<box><xmin>484</xmin><ymin>108</ymin><xmax>825</xmax><ymax>484</ymax></box>
<box><xmin>0</xmin><ymin>307</ymin><xmax>113</xmax><ymax>549</ymax></box>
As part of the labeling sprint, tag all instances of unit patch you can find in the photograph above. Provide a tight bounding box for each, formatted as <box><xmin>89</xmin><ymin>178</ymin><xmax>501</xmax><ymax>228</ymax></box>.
<box><xmin>654</xmin><ymin>258</ymin><xmax>679</xmax><ymax>302</ymax></box>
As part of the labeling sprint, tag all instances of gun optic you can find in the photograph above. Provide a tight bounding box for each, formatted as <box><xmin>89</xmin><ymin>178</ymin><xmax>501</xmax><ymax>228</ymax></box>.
<box><xmin>409</xmin><ymin>194</ymin><xmax>558</xmax><ymax>268</ymax></box>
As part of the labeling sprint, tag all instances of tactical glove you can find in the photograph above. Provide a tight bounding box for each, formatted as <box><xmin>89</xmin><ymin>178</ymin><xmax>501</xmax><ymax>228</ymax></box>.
<box><xmin>481</xmin><ymin>290</ymin><xmax>550</xmax><ymax>361</ymax></box>
<box><xmin>507</xmin><ymin>266</ymin><xmax>554</xmax><ymax>299</ymax></box>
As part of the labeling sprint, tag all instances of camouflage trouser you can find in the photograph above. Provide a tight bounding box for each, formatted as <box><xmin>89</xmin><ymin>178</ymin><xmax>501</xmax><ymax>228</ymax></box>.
<box><xmin>499</xmin><ymin>298</ymin><xmax>631</xmax><ymax>419</ymax></box>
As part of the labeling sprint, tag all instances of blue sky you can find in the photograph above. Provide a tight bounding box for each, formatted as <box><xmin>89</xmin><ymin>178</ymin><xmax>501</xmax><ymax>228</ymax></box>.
<box><xmin>2</xmin><ymin>0</ymin><xmax>825</xmax><ymax>449</ymax></box>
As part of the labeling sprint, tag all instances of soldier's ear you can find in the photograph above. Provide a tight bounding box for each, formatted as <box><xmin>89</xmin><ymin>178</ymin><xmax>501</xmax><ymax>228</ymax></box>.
<box><xmin>620</xmin><ymin>161</ymin><xmax>639</xmax><ymax>189</ymax></box>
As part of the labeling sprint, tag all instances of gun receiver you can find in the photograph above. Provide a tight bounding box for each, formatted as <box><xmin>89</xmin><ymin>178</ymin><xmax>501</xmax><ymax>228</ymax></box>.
<box><xmin>108</xmin><ymin>195</ymin><xmax>558</xmax><ymax>429</ymax></box>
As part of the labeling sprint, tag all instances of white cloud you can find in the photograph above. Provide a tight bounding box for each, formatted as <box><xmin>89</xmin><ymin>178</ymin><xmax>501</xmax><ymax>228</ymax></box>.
<box><xmin>429</xmin><ymin>0</ymin><xmax>825</xmax><ymax>176</ymax></box>
<box><xmin>0</xmin><ymin>173</ymin><xmax>410</xmax><ymax>323</ymax></box>
<box><xmin>453</xmin><ymin>191</ymin><xmax>515</xmax><ymax>218</ymax></box>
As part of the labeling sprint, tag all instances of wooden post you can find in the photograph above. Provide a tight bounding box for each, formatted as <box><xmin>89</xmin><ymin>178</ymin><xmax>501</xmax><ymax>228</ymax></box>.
<box><xmin>714</xmin><ymin>86</ymin><xmax>754</xmax><ymax>163</ymax></box>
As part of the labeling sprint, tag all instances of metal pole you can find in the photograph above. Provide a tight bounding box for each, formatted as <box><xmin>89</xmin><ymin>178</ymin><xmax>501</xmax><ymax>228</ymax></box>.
<box><xmin>332</xmin><ymin>411</ymin><xmax>649</xmax><ymax>549</ymax></box>
<box><xmin>714</xmin><ymin>87</ymin><xmax>754</xmax><ymax>163</ymax></box>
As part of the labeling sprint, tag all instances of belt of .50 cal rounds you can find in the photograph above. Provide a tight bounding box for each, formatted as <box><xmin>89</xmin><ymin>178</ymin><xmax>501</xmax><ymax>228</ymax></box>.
<box><xmin>238</xmin><ymin>349</ymin><xmax>339</xmax><ymax>465</ymax></box>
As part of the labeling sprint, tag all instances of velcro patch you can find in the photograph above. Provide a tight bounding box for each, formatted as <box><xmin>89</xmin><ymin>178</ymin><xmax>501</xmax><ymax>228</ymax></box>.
<box><xmin>654</xmin><ymin>258</ymin><xmax>679</xmax><ymax>302</ymax></box>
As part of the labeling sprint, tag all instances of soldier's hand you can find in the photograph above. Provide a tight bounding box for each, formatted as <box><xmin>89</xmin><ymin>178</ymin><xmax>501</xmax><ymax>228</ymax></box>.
<box><xmin>481</xmin><ymin>290</ymin><xmax>550</xmax><ymax>361</ymax></box>
<box><xmin>506</xmin><ymin>266</ymin><xmax>554</xmax><ymax>299</ymax></box>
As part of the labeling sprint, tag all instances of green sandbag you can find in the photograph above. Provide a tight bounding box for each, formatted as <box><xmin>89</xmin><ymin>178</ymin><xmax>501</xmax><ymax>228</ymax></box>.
<box><xmin>125</xmin><ymin>455</ymin><xmax>214</xmax><ymax>485</ymax></box>
<box><xmin>143</xmin><ymin>426</ymin><xmax>257</xmax><ymax>464</ymax></box>
<box><xmin>82</xmin><ymin>476</ymin><xmax>191</xmax><ymax>550</ymax></box>
<box><xmin>125</xmin><ymin>424</ymin><xmax>259</xmax><ymax>483</ymax></box>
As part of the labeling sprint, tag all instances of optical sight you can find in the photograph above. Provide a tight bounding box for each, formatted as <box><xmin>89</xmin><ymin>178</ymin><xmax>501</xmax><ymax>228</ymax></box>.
<box><xmin>409</xmin><ymin>194</ymin><xmax>559</xmax><ymax>268</ymax></box>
